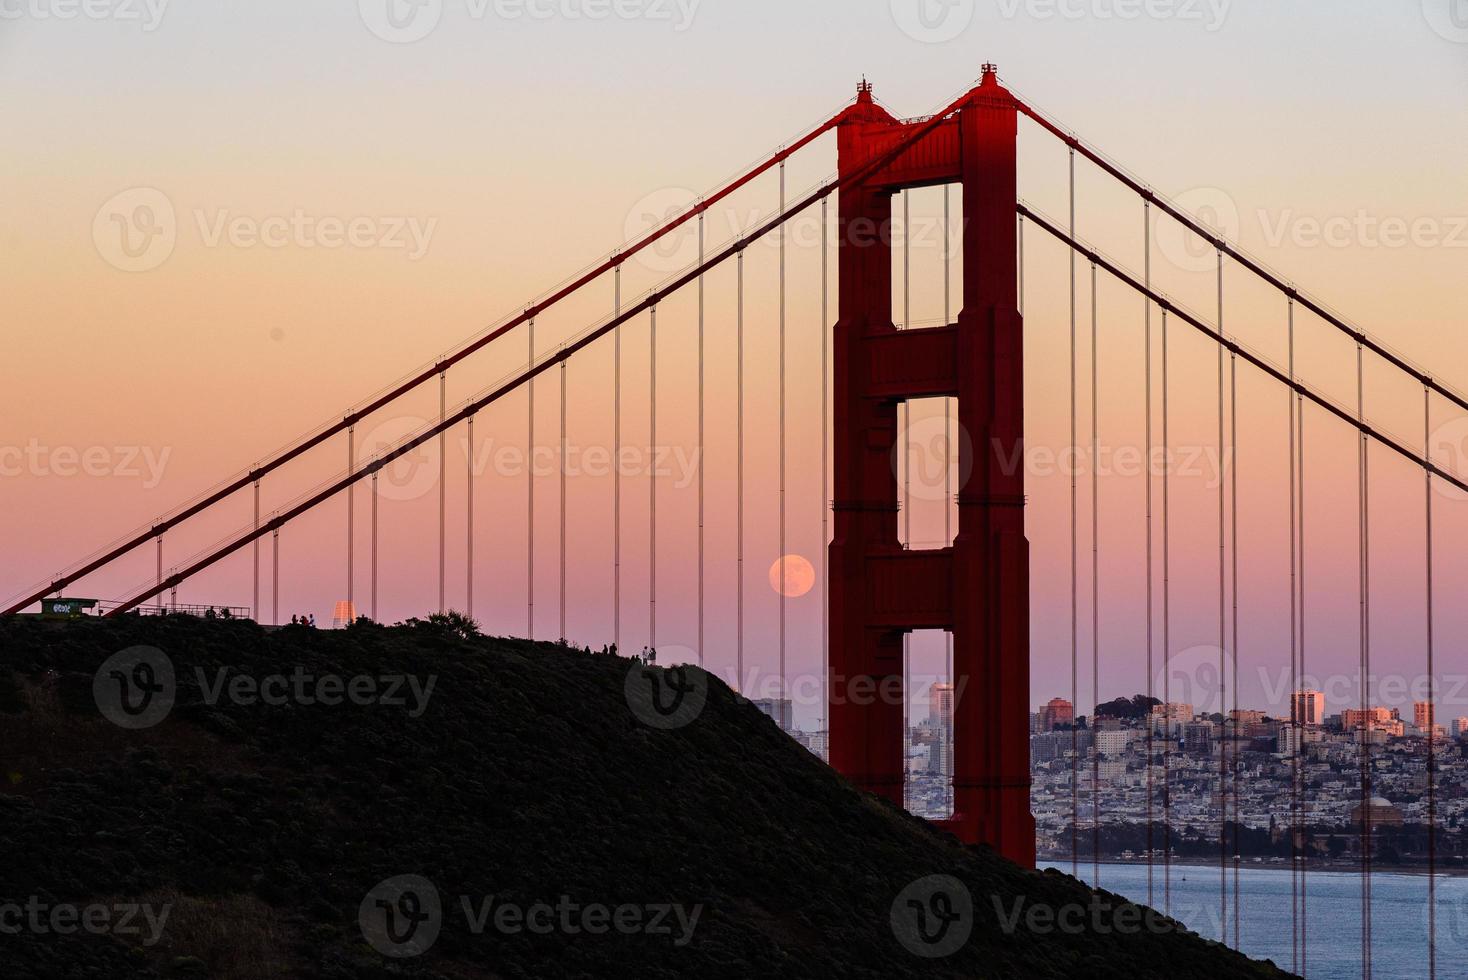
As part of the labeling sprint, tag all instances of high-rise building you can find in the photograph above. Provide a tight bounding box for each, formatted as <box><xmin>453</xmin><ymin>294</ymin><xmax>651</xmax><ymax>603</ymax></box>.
<box><xmin>929</xmin><ymin>683</ymin><xmax>955</xmax><ymax>729</ymax></box>
<box><xmin>1414</xmin><ymin>701</ymin><xmax>1435</xmax><ymax>731</ymax></box>
<box><xmin>1095</xmin><ymin>729</ymin><xmax>1132</xmax><ymax>757</ymax></box>
<box><xmin>1291</xmin><ymin>690</ymin><xmax>1325</xmax><ymax>726</ymax></box>
<box><xmin>1041</xmin><ymin>698</ymin><xmax>1074</xmax><ymax>731</ymax></box>
<box><xmin>752</xmin><ymin>699</ymin><xmax>793</xmax><ymax>732</ymax></box>
<box><xmin>1454</xmin><ymin>717</ymin><xmax>1468</xmax><ymax>740</ymax></box>
<box><xmin>1184</xmin><ymin>720</ymin><xmax>1216</xmax><ymax>754</ymax></box>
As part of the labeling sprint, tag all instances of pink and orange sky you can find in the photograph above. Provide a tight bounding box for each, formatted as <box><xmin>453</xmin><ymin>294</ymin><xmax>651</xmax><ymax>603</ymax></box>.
<box><xmin>3</xmin><ymin>2</ymin><xmax>1467</xmax><ymax>727</ymax></box>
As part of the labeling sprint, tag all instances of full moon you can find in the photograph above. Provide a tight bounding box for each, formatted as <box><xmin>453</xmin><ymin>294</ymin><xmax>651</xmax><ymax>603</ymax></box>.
<box><xmin>769</xmin><ymin>554</ymin><xmax>816</xmax><ymax>598</ymax></box>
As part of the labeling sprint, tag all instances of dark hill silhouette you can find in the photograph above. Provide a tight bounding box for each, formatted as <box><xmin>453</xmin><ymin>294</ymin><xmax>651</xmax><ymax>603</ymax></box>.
<box><xmin>0</xmin><ymin>616</ymin><xmax>1293</xmax><ymax>978</ymax></box>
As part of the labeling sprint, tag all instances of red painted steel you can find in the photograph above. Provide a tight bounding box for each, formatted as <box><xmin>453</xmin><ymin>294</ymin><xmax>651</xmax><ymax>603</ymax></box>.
<box><xmin>827</xmin><ymin>68</ymin><xmax>1035</xmax><ymax>866</ymax></box>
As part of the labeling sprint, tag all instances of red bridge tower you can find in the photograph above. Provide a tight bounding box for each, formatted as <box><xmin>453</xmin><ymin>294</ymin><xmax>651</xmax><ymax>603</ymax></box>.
<box><xmin>828</xmin><ymin>67</ymin><xmax>1035</xmax><ymax>867</ymax></box>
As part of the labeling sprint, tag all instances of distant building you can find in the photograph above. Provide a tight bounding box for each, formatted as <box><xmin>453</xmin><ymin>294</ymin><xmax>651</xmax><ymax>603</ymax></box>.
<box><xmin>1150</xmin><ymin>702</ymin><xmax>1194</xmax><ymax>738</ymax></box>
<box><xmin>1041</xmin><ymin>698</ymin><xmax>1074</xmax><ymax>731</ymax></box>
<box><xmin>1095</xmin><ymin>729</ymin><xmax>1132</xmax><ymax>757</ymax></box>
<box><xmin>332</xmin><ymin>600</ymin><xmax>358</xmax><ymax>629</ymax></box>
<box><xmin>1291</xmin><ymin>690</ymin><xmax>1325</xmax><ymax>726</ymax></box>
<box><xmin>752</xmin><ymin>699</ymin><xmax>793</xmax><ymax>731</ymax></box>
<box><xmin>929</xmin><ymin>683</ymin><xmax>954</xmax><ymax>729</ymax></box>
<box><xmin>1343</xmin><ymin>707</ymin><xmax>1403</xmax><ymax>737</ymax></box>
<box><xmin>1415</xmin><ymin>701</ymin><xmax>1435</xmax><ymax>731</ymax></box>
<box><xmin>1349</xmin><ymin>796</ymin><xmax>1404</xmax><ymax>828</ymax></box>
<box><xmin>1454</xmin><ymin>717</ymin><xmax>1468</xmax><ymax>740</ymax></box>
<box><xmin>1184</xmin><ymin>720</ymin><xmax>1216</xmax><ymax>754</ymax></box>
<box><xmin>1278</xmin><ymin>724</ymin><xmax>1323</xmax><ymax>756</ymax></box>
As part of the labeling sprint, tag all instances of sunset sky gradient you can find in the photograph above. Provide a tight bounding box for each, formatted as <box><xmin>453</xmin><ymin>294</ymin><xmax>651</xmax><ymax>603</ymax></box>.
<box><xmin>3</xmin><ymin>2</ymin><xmax>1467</xmax><ymax>728</ymax></box>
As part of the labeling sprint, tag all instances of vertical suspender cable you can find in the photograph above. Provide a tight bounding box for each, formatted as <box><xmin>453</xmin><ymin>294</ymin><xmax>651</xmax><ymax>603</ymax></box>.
<box><xmin>1358</xmin><ymin>337</ymin><xmax>1372</xmax><ymax>980</ymax></box>
<box><xmin>650</xmin><ymin>304</ymin><xmax>657</xmax><ymax>651</ymax></box>
<box><xmin>779</xmin><ymin>160</ymin><xmax>787</xmax><ymax>715</ymax></box>
<box><xmin>253</xmin><ymin>482</ymin><xmax>260</xmax><ymax>620</ymax></box>
<box><xmin>1069</xmin><ymin>146</ymin><xmax>1079</xmax><ymax>879</ymax></box>
<box><xmin>614</xmin><ymin>268</ymin><xmax>622</xmax><ymax>651</ymax></box>
<box><xmin>156</xmin><ymin>535</ymin><xmax>163</xmax><ymax>605</ymax></box>
<box><xmin>272</xmin><ymin>528</ymin><xmax>279</xmax><ymax>627</ymax></box>
<box><xmin>528</xmin><ymin>319</ymin><xmax>536</xmax><ymax>639</ymax></box>
<box><xmin>1288</xmin><ymin>296</ymin><xmax>1300</xmax><ymax>974</ymax></box>
<box><xmin>902</xmin><ymin>188</ymin><xmax>911</xmax><ymax>796</ymax></box>
<box><xmin>1303</xmin><ymin>300</ymin><xmax>1315</xmax><ymax>974</ymax></box>
<box><xmin>439</xmin><ymin>371</ymin><xmax>446</xmax><ymax>615</ymax></box>
<box><xmin>1144</xmin><ymin>200</ymin><xmax>1155</xmax><ymax>908</ymax></box>
<box><xmin>737</xmin><ymin>249</ymin><xmax>745</xmax><ymax>690</ymax></box>
<box><xmin>821</xmin><ymin>196</ymin><xmax>830</xmax><ymax>747</ymax></box>
<box><xmin>467</xmin><ymin>415</ymin><xmax>475</xmax><ymax>621</ymax></box>
<box><xmin>698</xmin><ymin>211</ymin><xmax>706</xmax><ymax>666</ymax></box>
<box><xmin>348</xmin><ymin>423</ymin><xmax>355</xmax><ymax>612</ymax></box>
<box><xmin>1216</xmin><ymin>248</ymin><xmax>1227</xmax><ymax>938</ymax></box>
<box><xmin>1425</xmin><ymin>384</ymin><xmax>1437</xmax><ymax>980</ymax></box>
<box><xmin>560</xmin><ymin>358</ymin><xmax>567</xmax><ymax>641</ymax></box>
<box><xmin>1161</xmin><ymin>304</ymin><xmax>1172</xmax><ymax>915</ymax></box>
<box><xmin>371</xmin><ymin>472</ymin><xmax>378</xmax><ymax>622</ymax></box>
<box><xmin>1090</xmin><ymin>258</ymin><xmax>1100</xmax><ymax>886</ymax></box>
<box><xmin>1229</xmin><ymin>348</ymin><xmax>1241</xmax><ymax>950</ymax></box>
<box><xmin>944</xmin><ymin>184</ymin><xmax>953</xmax><ymax>811</ymax></box>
